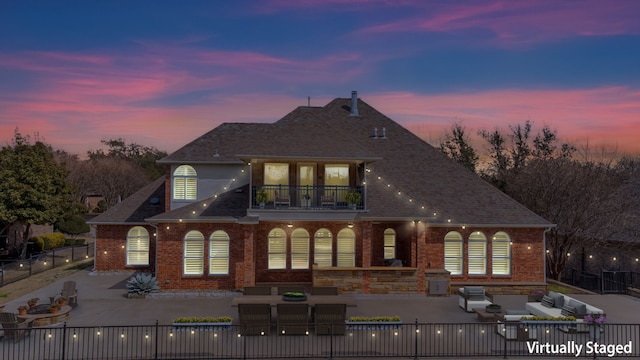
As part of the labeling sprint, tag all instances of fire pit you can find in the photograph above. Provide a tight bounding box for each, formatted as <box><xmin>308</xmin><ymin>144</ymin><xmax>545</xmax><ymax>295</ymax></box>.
<box><xmin>19</xmin><ymin>305</ymin><xmax>72</xmax><ymax>327</ymax></box>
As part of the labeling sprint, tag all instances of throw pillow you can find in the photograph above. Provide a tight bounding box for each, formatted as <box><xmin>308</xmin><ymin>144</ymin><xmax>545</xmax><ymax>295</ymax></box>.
<box><xmin>567</xmin><ymin>299</ymin><xmax>587</xmax><ymax>315</ymax></box>
<box><xmin>506</xmin><ymin>309</ymin><xmax>530</xmax><ymax>315</ymax></box>
<box><xmin>548</xmin><ymin>291</ymin><xmax>565</xmax><ymax>308</ymax></box>
<box><xmin>541</xmin><ymin>295</ymin><xmax>555</xmax><ymax>308</ymax></box>
<box><xmin>561</xmin><ymin>304</ymin><xmax>576</xmax><ymax>316</ymax></box>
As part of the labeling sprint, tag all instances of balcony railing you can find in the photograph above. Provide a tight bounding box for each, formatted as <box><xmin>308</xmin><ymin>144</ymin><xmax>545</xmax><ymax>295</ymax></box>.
<box><xmin>252</xmin><ymin>185</ymin><xmax>364</xmax><ymax>210</ymax></box>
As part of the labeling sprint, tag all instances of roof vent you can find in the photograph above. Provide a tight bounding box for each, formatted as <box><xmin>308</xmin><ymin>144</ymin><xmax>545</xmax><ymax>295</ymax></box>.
<box><xmin>350</xmin><ymin>90</ymin><xmax>359</xmax><ymax>116</ymax></box>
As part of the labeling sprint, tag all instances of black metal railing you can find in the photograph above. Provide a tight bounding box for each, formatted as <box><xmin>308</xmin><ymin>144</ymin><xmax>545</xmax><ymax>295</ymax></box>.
<box><xmin>562</xmin><ymin>268</ymin><xmax>640</xmax><ymax>294</ymax></box>
<box><xmin>252</xmin><ymin>185</ymin><xmax>364</xmax><ymax>210</ymax></box>
<box><xmin>0</xmin><ymin>243</ymin><xmax>94</xmax><ymax>287</ymax></box>
<box><xmin>2</xmin><ymin>321</ymin><xmax>639</xmax><ymax>359</ymax></box>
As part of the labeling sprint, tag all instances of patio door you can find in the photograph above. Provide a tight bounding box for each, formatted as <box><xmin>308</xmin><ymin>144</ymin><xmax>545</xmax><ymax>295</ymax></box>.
<box><xmin>298</xmin><ymin>163</ymin><xmax>315</xmax><ymax>206</ymax></box>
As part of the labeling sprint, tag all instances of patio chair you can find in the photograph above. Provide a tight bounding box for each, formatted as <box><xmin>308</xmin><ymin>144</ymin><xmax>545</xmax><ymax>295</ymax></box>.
<box><xmin>311</xmin><ymin>286</ymin><xmax>339</xmax><ymax>295</ymax></box>
<box><xmin>313</xmin><ymin>303</ymin><xmax>346</xmax><ymax>335</ymax></box>
<box><xmin>274</xmin><ymin>191</ymin><xmax>290</xmax><ymax>207</ymax></box>
<box><xmin>238</xmin><ymin>303</ymin><xmax>271</xmax><ymax>335</ymax></box>
<box><xmin>243</xmin><ymin>286</ymin><xmax>272</xmax><ymax>295</ymax></box>
<box><xmin>277</xmin><ymin>303</ymin><xmax>309</xmax><ymax>335</ymax></box>
<box><xmin>60</xmin><ymin>281</ymin><xmax>78</xmax><ymax>308</ymax></box>
<box><xmin>0</xmin><ymin>312</ymin><xmax>34</xmax><ymax>342</ymax></box>
<box><xmin>321</xmin><ymin>192</ymin><xmax>335</xmax><ymax>207</ymax></box>
<box><xmin>458</xmin><ymin>286</ymin><xmax>491</xmax><ymax>312</ymax></box>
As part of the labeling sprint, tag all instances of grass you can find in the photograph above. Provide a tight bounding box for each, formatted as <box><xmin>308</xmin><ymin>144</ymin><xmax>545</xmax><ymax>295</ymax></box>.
<box><xmin>547</xmin><ymin>283</ymin><xmax>573</xmax><ymax>294</ymax></box>
<box><xmin>0</xmin><ymin>293</ymin><xmax>9</xmax><ymax>298</ymax></box>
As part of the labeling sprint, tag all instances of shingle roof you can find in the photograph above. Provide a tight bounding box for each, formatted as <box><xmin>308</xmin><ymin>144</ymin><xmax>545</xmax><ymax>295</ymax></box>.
<box><xmin>96</xmin><ymin>95</ymin><xmax>552</xmax><ymax>227</ymax></box>
<box><xmin>88</xmin><ymin>177</ymin><xmax>165</xmax><ymax>224</ymax></box>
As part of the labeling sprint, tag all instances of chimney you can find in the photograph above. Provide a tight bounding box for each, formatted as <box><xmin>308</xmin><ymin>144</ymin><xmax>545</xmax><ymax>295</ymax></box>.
<box><xmin>350</xmin><ymin>90</ymin><xmax>359</xmax><ymax>116</ymax></box>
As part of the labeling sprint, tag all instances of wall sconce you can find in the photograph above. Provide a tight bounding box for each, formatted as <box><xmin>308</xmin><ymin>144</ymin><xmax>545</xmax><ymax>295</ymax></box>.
<box><xmin>287</xmin><ymin>222</ymin><xmax>293</xmax><ymax>228</ymax></box>
<box><xmin>347</xmin><ymin>222</ymin><xmax>354</xmax><ymax>228</ymax></box>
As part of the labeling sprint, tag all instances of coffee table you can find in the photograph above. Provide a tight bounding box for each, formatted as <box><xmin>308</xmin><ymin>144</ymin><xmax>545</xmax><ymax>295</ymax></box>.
<box><xmin>473</xmin><ymin>308</ymin><xmax>503</xmax><ymax>322</ymax></box>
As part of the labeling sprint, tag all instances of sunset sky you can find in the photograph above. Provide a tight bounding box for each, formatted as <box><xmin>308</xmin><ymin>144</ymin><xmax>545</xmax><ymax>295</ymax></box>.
<box><xmin>1</xmin><ymin>1</ymin><xmax>640</xmax><ymax>157</ymax></box>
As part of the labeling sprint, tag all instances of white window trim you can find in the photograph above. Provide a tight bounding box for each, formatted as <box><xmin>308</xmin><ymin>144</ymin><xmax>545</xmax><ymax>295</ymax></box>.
<box><xmin>183</xmin><ymin>230</ymin><xmax>204</xmax><ymax>275</ymax></box>
<box><xmin>126</xmin><ymin>226</ymin><xmax>149</xmax><ymax>266</ymax></box>
<box><xmin>209</xmin><ymin>230</ymin><xmax>230</xmax><ymax>275</ymax></box>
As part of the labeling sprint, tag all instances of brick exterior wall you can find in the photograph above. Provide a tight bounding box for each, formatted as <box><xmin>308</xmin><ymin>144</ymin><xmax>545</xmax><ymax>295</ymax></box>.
<box><xmin>95</xmin><ymin>221</ymin><xmax>546</xmax><ymax>294</ymax></box>
<box><xmin>94</xmin><ymin>225</ymin><xmax>156</xmax><ymax>273</ymax></box>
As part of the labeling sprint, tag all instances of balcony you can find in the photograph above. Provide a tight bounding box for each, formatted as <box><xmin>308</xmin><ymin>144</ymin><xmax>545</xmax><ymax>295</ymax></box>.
<box><xmin>252</xmin><ymin>185</ymin><xmax>364</xmax><ymax>210</ymax></box>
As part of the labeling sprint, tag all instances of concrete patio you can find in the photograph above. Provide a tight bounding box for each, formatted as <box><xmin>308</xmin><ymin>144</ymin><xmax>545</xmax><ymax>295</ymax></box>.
<box><xmin>3</xmin><ymin>268</ymin><xmax>640</xmax><ymax>327</ymax></box>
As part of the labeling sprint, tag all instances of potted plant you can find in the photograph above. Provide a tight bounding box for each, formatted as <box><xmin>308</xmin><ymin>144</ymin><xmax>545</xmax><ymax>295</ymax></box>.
<box><xmin>17</xmin><ymin>305</ymin><xmax>29</xmax><ymax>315</ymax></box>
<box><xmin>172</xmin><ymin>316</ymin><xmax>233</xmax><ymax>331</ymax></box>
<box><xmin>57</xmin><ymin>297</ymin><xmax>67</xmax><ymax>307</ymax></box>
<box><xmin>528</xmin><ymin>290</ymin><xmax>545</xmax><ymax>302</ymax></box>
<box><xmin>485</xmin><ymin>303</ymin><xmax>502</xmax><ymax>313</ymax></box>
<box><xmin>49</xmin><ymin>303</ymin><xmax>61</xmax><ymax>314</ymax></box>
<box><xmin>346</xmin><ymin>315</ymin><xmax>401</xmax><ymax>330</ymax></box>
<box><xmin>345</xmin><ymin>189</ymin><xmax>362</xmax><ymax>209</ymax></box>
<box><xmin>27</xmin><ymin>297</ymin><xmax>39</xmax><ymax>308</ymax></box>
<box><xmin>584</xmin><ymin>314</ymin><xmax>606</xmax><ymax>340</ymax></box>
<box><xmin>256</xmin><ymin>188</ymin><xmax>268</xmax><ymax>208</ymax></box>
<box><xmin>282</xmin><ymin>291</ymin><xmax>307</xmax><ymax>301</ymax></box>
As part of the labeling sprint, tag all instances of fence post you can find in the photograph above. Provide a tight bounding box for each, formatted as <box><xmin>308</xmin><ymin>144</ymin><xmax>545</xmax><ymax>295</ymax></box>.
<box><xmin>503</xmin><ymin>323</ymin><xmax>508</xmax><ymax>359</ymax></box>
<box><xmin>329</xmin><ymin>324</ymin><xmax>334</xmax><ymax>360</ymax></box>
<box><xmin>29</xmin><ymin>256</ymin><xmax>33</xmax><ymax>277</ymax></box>
<box><xmin>61</xmin><ymin>322</ymin><xmax>67</xmax><ymax>360</ymax></box>
<box><xmin>243</xmin><ymin>323</ymin><xmax>247</xmax><ymax>360</ymax></box>
<box><xmin>414</xmin><ymin>319</ymin><xmax>418</xmax><ymax>360</ymax></box>
<box><xmin>154</xmin><ymin>320</ymin><xmax>159</xmax><ymax>360</ymax></box>
<box><xmin>53</xmin><ymin>248</ymin><xmax>56</xmax><ymax>269</ymax></box>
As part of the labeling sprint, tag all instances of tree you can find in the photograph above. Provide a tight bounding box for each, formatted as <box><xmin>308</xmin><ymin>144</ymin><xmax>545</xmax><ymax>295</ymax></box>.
<box><xmin>56</xmin><ymin>214</ymin><xmax>90</xmax><ymax>238</ymax></box>
<box><xmin>0</xmin><ymin>130</ymin><xmax>75</xmax><ymax>258</ymax></box>
<box><xmin>87</xmin><ymin>138</ymin><xmax>167</xmax><ymax>180</ymax></box>
<box><xmin>439</xmin><ymin>122</ymin><xmax>479</xmax><ymax>173</ymax></box>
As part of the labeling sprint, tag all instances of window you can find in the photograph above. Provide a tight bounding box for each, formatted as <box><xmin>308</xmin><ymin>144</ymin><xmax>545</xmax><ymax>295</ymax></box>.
<box><xmin>325</xmin><ymin>164</ymin><xmax>349</xmax><ymax>201</ymax></box>
<box><xmin>126</xmin><ymin>226</ymin><xmax>149</xmax><ymax>266</ymax></box>
<box><xmin>468</xmin><ymin>231</ymin><xmax>487</xmax><ymax>275</ymax></box>
<box><xmin>183</xmin><ymin>230</ymin><xmax>204</xmax><ymax>275</ymax></box>
<box><xmin>209</xmin><ymin>230</ymin><xmax>230</xmax><ymax>275</ymax></box>
<box><xmin>492</xmin><ymin>231</ymin><xmax>511</xmax><ymax>275</ymax></box>
<box><xmin>173</xmin><ymin>165</ymin><xmax>197</xmax><ymax>200</ymax></box>
<box><xmin>444</xmin><ymin>231</ymin><xmax>463</xmax><ymax>275</ymax></box>
<box><xmin>268</xmin><ymin>228</ymin><xmax>286</xmax><ymax>269</ymax></box>
<box><xmin>291</xmin><ymin>228</ymin><xmax>310</xmax><ymax>269</ymax></box>
<box><xmin>314</xmin><ymin>228</ymin><xmax>333</xmax><ymax>267</ymax></box>
<box><xmin>336</xmin><ymin>228</ymin><xmax>355</xmax><ymax>267</ymax></box>
<box><xmin>383</xmin><ymin>228</ymin><xmax>396</xmax><ymax>260</ymax></box>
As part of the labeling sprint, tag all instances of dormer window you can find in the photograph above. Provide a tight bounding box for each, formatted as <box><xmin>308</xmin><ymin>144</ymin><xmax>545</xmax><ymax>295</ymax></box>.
<box><xmin>173</xmin><ymin>165</ymin><xmax>197</xmax><ymax>200</ymax></box>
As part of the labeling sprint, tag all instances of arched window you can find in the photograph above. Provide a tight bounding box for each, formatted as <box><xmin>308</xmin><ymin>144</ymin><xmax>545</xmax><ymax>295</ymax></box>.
<box><xmin>209</xmin><ymin>230</ymin><xmax>230</xmax><ymax>275</ymax></box>
<box><xmin>183</xmin><ymin>230</ymin><xmax>204</xmax><ymax>275</ymax></box>
<box><xmin>126</xmin><ymin>226</ymin><xmax>149</xmax><ymax>266</ymax></box>
<box><xmin>492</xmin><ymin>231</ymin><xmax>511</xmax><ymax>275</ymax></box>
<box><xmin>291</xmin><ymin>228</ymin><xmax>310</xmax><ymax>269</ymax></box>
<box><xmin>173</xmin><ymin>165</ymin><xmax>197</xmax><ymax>200</ymax></box>
<box><xmin>268</xmin><ymin>228</ymin><xmax>286</xmax><ymax>269</ymax></box>
<box><xmin>383</xmin><ymin>228</ymin><xmax>396</xmax><ymax>260</ymax></box>
<box><xmin>314</xmin><ymin>228</ymin><xmax>333</xmax><ymax>267</ymax></box>
<box><xmin>336</xmin><ymin>228</ymin><xmax>355</xmax><ymax>267</ymax></box>
<box><xmin>444</xmin><ymin>231</ymin><xmax>463</xmax><ymax>275</ymax></box>
<box><xmin>468</xmin><ymin>231</ymin><xmax>487</xmax><ymax>275</ymax></box>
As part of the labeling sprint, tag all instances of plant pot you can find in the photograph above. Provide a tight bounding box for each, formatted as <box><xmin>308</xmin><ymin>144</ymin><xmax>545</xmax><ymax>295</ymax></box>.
<box><xmin>18</xmin><ymin>310</ymin><xmax>27</xmax><ymax>316</ymax></box>
<box><xmin>282</xmin><ymin>294</ymin><xmax>307</xmax><ymax>301</ymax></box>
<box><xmin>50</xmin><ymin>308</ymin><xmax>59</xmax><ymax>314</ymax></box>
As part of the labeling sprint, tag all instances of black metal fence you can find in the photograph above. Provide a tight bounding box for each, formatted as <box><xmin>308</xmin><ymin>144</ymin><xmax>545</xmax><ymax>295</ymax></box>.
<box><xmin>2</xmin><ymin>321</ymin><xmax>638</xmax><ymax>359</ymax></box>
<box><xmin>562</xmin><ymin>268</ymin><xmax>640</xmax><ymax>294</ymax></box>
<box><xmin>0</xmin><ymin>243</ymin><xmax>94</xmax><ymax>287</ymax></box>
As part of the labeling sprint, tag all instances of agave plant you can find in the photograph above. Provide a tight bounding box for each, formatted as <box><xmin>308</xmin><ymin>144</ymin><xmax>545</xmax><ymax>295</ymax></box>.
<box><xmin>126</xmin><ymin>273</ymin><xmax>160</xmax><ymax>295</ymax></box>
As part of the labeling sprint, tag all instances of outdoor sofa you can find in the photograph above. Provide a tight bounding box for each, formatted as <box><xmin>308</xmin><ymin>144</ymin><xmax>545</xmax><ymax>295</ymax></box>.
<box><xmin>458</xmin><ymin>286</ymin><xmax>492</xmax><ymax>312</ymax></box>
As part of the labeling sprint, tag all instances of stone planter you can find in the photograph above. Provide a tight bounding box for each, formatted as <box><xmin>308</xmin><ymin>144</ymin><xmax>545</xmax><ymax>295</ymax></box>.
<box><xmin>172</xmin><ymin>322</ymin><xmax>232</xmax><ymax>331</ymax></box>
<box><xmin>345</xmin><ymin>320</ymin><xmax>402</xmax><ymax>330</ymax></box>
<box><xmin>282</xmin><ymin>294</ymin><xmax>307</xmax><ymax>301</ymax></box>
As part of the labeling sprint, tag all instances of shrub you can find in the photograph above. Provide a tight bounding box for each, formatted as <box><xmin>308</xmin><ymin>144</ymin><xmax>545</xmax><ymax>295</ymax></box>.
<box><xmin>41</xmin><ymin>232</ymin><xmax>66</xmax><ymax>250</ymax></box>
<box><xmin>30</xmin><ymin>237</ymin><xmax>45</xmax><ymax>252</ymax></box>
<box><xmin>173</xmin><ymin>316</ymin><xmax>232</xmax><ymax>323</ymax></box>
<box><xmin>126</xmin><ymin>273</ymin><xmax>160</xmax><ymax>295</ymax></box>
<box><xmin>347</xmin><ymin>315</ymin><xmax>400</xmax><ymax>322</ymax></box>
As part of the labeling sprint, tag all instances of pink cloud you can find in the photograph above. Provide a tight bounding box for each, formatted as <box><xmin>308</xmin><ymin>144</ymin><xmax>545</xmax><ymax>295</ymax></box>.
<box><xmin>356</xmin><ymin>1</ymin><xmax>640</xmax><ymax>46</ymax></box>
<box><xmin>367</xmin><ymin>87</ymin><xmax>640</xmax><ymax>155</ymax></box>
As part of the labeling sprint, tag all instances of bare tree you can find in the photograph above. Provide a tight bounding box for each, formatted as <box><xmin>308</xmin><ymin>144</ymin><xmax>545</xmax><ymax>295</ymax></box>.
<box><xmin>439</xmin><ymin>122</ymin><xmax>479</xmax><ymax>173</ymax></box>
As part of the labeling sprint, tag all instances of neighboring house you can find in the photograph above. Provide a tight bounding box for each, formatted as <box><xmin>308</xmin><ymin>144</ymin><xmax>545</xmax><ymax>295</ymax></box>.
<box><xmin>88</xmin><ymin>92</ymin><xmax>552</xmax><ymax>294</ymax></box>
<box><xmin>0</xmin><ymin>223</ymin><xmax>53</xmax><ymax>257</ymax></box>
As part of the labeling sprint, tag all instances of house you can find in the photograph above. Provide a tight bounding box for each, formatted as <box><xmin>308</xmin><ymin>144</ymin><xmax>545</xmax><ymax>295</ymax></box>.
<box><xmin>88</xmin><ymin>91</ymin><xmax>552</xmax><ymax>294</ymax></box>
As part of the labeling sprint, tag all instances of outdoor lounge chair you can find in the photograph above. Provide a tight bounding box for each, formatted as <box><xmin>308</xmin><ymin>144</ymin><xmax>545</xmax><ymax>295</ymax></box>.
<box><xmin>243</xmin><ymin>286</ymin><xmax>272</xmax><ymax>295</ymax></box>
<box><xmin>238</xmin><ymin>303</ymin><xmax>271</xmax><ymax>335</ymax></box>
<box><xmin>313</xmin><ymin>303</ymin><xmax>346</xmax><ymax>335</ymax></box>
<box><xmin>458</xmin><ymin>286</ymin><xmax>492</xmax><ymax>312</ymax></box>
<box><xmin>60</xmin><ymin>281</ymin><xmax>78</xmax><ymax>308</ymax></box>
<box><xmin>277</xmin><ymin>303</ymin><xmax>309</xmax><ymax>335</ymax></box>
<box><xmin>0</xmin><ymin>312</ymin><xmax>35</xmax><ymax>342</ymax></box>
